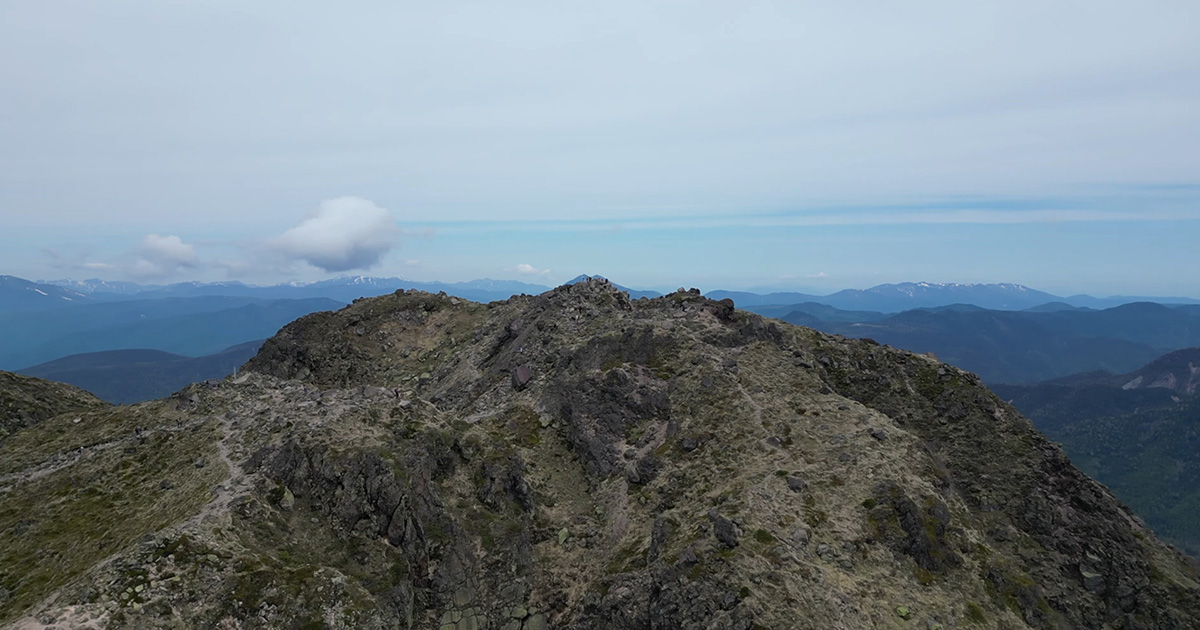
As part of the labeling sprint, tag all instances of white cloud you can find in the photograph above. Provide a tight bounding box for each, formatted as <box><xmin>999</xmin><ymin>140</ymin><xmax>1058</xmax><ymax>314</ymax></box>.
<box><xmin>512</xmin><ymin>263</ymin><xmax>550</xmax><ymax>276</ymax></box>
<box><xmin>40</xmin><ymin>235</ymin><xmax>201</xmax><ymax>279</ymax></box>
<box><xmin>272</xmin><ymin>197</ymin><xmax>400</xmax><ymax>272</ymax></box>
<box><xmin>140</xmin><ymin>234</ymin><xmax>198</xmax><ymax>268</ymax></box>
<box><xmin>98</xmin><ymin>234</ymin><xmax>202</xmax><ymax>278</ymax></box>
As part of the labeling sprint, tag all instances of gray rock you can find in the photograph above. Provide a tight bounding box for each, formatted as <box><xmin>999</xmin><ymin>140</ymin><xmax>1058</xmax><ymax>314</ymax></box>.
<box><xmin>708</xmin><ymin>510</ymin><xmax>740</xmax><ymax>548</ymax></box>
<box><xmin>512</xmin><ymin>364</ymin><xmax>533</xmax><ymax>390</ymax></box>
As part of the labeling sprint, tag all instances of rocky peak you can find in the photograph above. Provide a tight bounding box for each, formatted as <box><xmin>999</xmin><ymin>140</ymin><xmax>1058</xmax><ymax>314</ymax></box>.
<box><xmin>3</xmin><ymin>284</ymin><xmax>1199</xmax><ymax>629</ymax></box>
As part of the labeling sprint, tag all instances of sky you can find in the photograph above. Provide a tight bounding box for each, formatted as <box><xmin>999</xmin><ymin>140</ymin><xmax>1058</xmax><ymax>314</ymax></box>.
<box><xmin>2</xmin><ymin>1</ymin><xmax>1198</xmax><ymax>296</ymax></box>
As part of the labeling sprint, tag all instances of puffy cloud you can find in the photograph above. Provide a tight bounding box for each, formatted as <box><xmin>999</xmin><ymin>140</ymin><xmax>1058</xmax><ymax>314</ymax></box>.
<box><xmin>41</xmin><ymin>236</ymin><xmax>200</xmax><ymax>279</ymax></box>
<box><xmin>141</xmin><ymin>234</ymin><xmax>198</xmax><ymax>268</ymax></box>
<box><xmin>112</xmin><ymin>234</ymin><xmax>202</xmax><ymax>278</ymax></box>
<box><xmin>273</xmin><ymin>197</ymin><xmax>400</xmax><ymax>272</ymax></box>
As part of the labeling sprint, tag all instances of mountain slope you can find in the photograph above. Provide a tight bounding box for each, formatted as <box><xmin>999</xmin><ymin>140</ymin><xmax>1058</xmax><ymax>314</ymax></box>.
<box><xmin>994</xmin><ymin>383</ymin><xmax>1200</xmax><ymax>558</ymax></box>
<box><xmin>2</xmin><ymin>283</ymin><xmax>1198</xmax><ymax>628</ymax></box>
<box><xmin>18</xmin><ymin>341</ymin><xmax>264</xmax><ymax>404</ymax></box>
<box><xmin>0</xmin><ymin>276</ymin><xmax>91</xmax><ymax>313</ymax></box>
<box><xmin>1107</xmin><ymin>347</ymin><xmax>1200</xmax><ymax>395</ymax></box>
<box><xmin>0</xmin><ymin>371</ymin><xmax>108</xmax><ymax>442</ymax></box>
<box><xmin>1030</xmin><ymin>302</ymin><xmax>1200</xmax><ymax>350</ymax></box>
<box><xmin>993</xmin><ymin>347</ymin><xmax>1200</xmax><ymax>556</ymax></box>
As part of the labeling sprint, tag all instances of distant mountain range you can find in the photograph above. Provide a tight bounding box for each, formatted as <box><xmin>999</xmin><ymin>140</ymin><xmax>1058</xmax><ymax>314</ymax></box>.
<box><xmin>710</xmin><ymin>281</ymin><xmax>1200</xmax><ymax>312</ymax></box>
<box><xmin>0</xmin><ymin>296</ymin><xmax>342</xmax><ymax>370</ymax></box>
<box><xmin>0</xmin><ymin>276</ymin><xmax>92</xmax><ymax>311</ymax></box>
<box><xmin>5</xmin><ymin>276</ymin><xmax>1196</xmax><ymax>315</ymax></box>
<box><xmin>3</xmin><ymin>273</ymin><xmax>1200</xmax><ymax>404</ymax></box>
<box><xmin>755</xmin><ymin>300</ymin><xmax>1200</xmax><ymax>384</ymax></box>
<box><xmin>18</xmin><ymin>341</ymin><xmax>264</xmax><ymax>405</ymax></box>
<box><xmin>32</xmin><ymin>275</ymin><xmax>554</xmax><ymax>306</ymax></box>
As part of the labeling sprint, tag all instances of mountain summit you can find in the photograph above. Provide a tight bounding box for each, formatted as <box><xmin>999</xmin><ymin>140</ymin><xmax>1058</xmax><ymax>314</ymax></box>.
<box><xmin>2</xmin><ymin>280</ymin><xmax>1198</xmax><ymax>628</ymax></box>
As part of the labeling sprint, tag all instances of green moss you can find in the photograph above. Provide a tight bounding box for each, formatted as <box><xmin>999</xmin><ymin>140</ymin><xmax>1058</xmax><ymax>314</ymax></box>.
<box><xmin>965</xmin><ymin>601</ymin><xmax>986</xmax><ymax>623</ymax></box>
<box><xmin>983</xmin><ymin>560</ymin><xmax>1045</xmax><ymax>617</ymax></box>
<box><xmin>600</xmin><ymin>358</ymin><xmax>625</xmax><ymax>372</ymax></box>
<box><xmin>505</xmin><ymin>405</ymin><xmax>543</xmax><ymax>447</ymax></box>
<box><xmin>912</xmin><ymin>566</ymin><xmax>935</xmax><ymax>585</ymax></box>
<box><xmin>606</xmin><ymin>540</ymin><xmax>647</xmax><ymax>574</ymax></box>
<box><xmin>752</xmin><ymin>529</ymin><xmax>775</xmax><ymax>544</ymax></box>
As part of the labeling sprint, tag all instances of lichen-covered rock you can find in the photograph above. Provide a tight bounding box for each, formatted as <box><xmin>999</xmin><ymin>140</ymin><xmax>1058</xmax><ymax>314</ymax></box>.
<box><xmin>2</xmin><ymin>282</ymin><xmax>1199</xmax><ymax>629</ymax></box>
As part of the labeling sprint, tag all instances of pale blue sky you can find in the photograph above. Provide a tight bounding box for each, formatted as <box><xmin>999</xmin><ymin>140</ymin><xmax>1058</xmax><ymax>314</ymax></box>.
<box><xmin>2</xmin><ymin>1</ymin><xmax>1198</xmax><ymax>296</ymax></box>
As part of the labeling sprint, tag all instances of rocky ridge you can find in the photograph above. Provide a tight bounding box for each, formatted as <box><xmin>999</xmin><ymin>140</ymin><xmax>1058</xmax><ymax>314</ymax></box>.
<box><xmin>1</xmin><ymin>280</ymin><xmax>1198</xmax><ymax>629</ymax></box>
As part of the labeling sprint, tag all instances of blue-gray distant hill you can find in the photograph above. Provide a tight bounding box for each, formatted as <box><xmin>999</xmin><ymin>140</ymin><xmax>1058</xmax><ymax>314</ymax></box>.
<box><xmin>744</xmin><ymin>301</ymin><xmax>1200</xmax><ymax>384</ymax></box>
<box><xmin>709</xmin><ymin>281</ymin><xmax>1200</xmax><ymax>312</ymax></box>
<box><xmin>710</xmin><ymin>282</ymin><xmax>1057</xmax><ymax>311</ymax></box>
<box><xmin>19</xmin><ymin>341</ymin><xmax>263</xmax><ymax>405</ymax></box>
<box><xmin>746</xmin><ymin>302</ymin><xmax>888</xmax><ymax>322</ymax></box>
<box><xmin>993</xmin><ymin>347</ymin><xmax>1200</xmax><ymax>556</ymax></box>
<box><xmin>0</xmin><ymin>298</ymin><xmax>341</xmax><ymax>369</ymax></box>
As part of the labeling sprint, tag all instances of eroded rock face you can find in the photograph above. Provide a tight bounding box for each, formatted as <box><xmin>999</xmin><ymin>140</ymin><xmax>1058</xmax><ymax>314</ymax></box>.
<box><xmin>3</xmin><ymin>281</ymin><xmax>1200</xmax><ymax>629</ymax></box>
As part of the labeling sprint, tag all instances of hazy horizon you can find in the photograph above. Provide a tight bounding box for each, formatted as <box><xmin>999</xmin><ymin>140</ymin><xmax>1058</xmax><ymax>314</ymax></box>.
<box><xmin>16</xmin><ymin>272</ymin><xmax>1200</xmax><ymax>302</ymax></box>
<box><xmin>3</xmin><ymin>2</ymin><xmax>1198</xmax><ymax>296</ymax></box>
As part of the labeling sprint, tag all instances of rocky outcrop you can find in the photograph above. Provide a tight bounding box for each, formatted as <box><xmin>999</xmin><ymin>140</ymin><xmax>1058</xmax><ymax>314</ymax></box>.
<box><xmin>3</xmin><ymin>282</ymin><xmax>1199</xmax><ymax>629</ymax></box>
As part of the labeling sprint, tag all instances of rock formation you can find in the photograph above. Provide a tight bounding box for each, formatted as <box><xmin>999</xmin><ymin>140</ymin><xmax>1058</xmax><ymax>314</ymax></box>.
<box><xmin>2</xmin><ymin>281</ymin><xmax>1198</xmax><ymax>628</ymax></box>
